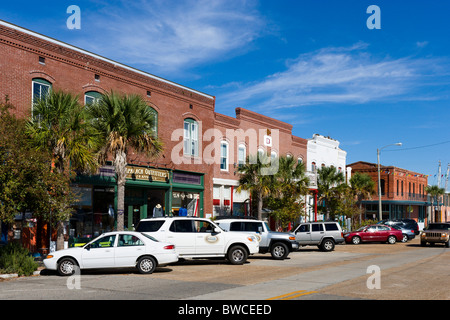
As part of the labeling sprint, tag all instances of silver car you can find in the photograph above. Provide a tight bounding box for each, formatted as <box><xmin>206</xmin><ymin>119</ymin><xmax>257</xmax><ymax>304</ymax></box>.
<box><xmin>294</xmin><ymin>222</ymin><xmax>345</xmax><ymax>251</ymax></box>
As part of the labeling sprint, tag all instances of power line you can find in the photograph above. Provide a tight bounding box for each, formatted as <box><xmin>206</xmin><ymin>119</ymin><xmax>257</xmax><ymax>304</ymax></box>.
<box><xmin>384</xmin><ymin>140</ymin><xmax>450</xmax><ymax>152</ymax></box>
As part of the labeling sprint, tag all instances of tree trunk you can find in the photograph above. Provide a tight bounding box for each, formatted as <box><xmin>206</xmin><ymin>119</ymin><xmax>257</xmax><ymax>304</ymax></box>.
<box><xmin>56</xmin><ymin>220</ymin><xmax>65</xmax><ymax>251</ymax></box>
<box><xmin>115</xmin><ymin>149</ymin><xmax>127</xmax><ymax>231</ymax></box>
<box><xmin>257</xmin><ymin>192</ymin><xmax>263</xmax><ymax>221</ymax></box>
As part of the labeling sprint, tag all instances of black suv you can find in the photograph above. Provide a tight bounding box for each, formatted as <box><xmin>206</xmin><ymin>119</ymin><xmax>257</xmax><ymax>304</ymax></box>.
<box><xmin>378</xmin><ymin>219</ymin><xmax>420</xmax><ymax>235</ymax></box>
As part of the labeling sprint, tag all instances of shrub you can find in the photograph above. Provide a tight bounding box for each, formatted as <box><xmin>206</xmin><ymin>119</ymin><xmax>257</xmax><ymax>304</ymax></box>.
<box><xmin>0</xmin><ymin>242</ymin><xmax>38</xmax><ymax>276</ymax></box>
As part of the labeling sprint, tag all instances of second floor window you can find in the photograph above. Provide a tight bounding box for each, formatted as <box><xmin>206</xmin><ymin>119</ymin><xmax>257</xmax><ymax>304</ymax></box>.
<box><xmin>238</xmin><ymin>144</ymin><xmax>246</xmax><ymax>167</ymax></box>
<box><xmin>220</xmin><ymin>141</ymin><xmax>228</xmax><ymax>171</ymax></box>
<box><xmin>183</xmin><ymin>119</ymin><xmax>198</xmax><ymax>157</ymax></box>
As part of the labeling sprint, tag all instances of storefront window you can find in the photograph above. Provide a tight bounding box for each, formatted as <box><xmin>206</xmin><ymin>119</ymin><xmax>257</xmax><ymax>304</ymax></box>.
<box><xmin>172</xmin><ymin>191</ymin><xmax>200</xmax><ymax>216</ymax></box>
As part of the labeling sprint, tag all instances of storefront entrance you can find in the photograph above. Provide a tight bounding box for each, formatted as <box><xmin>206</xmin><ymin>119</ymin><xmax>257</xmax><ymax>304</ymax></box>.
<box><xmin>124</xmin><ymin>188</ymin><xmax>167</xmax><ymax>230</ymax></box>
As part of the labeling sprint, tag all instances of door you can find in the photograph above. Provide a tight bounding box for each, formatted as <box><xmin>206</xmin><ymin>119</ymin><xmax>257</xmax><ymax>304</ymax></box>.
<box><xmin>194</xmin><ymin>220</ymin><xmax>225</xmax><ymax>255</ymax></box>
<box><xmin>166</xmin><ymin>219</ymin><xmax>197</xmax><ymax>255</ymax></box>
<box><xmin>310</xmin><ymin>223</ymin><xmax>325</xmax><ymax>243</ymax></box>
<box><xmin>376</xmin><ymin>225</ymin><xmax>391</xmax><ymax>241</ymax></box>
<box><xmin>115</xmin><ymin>233</ymin><xmax>146</xmax><ymax>267</ymax></box>
<box><xmin>363</xmin><ymin>226</ymin><xmax>378</xmax><ymax>241</ymax></box>
<box><xmin>295</xmin><ymin>224</ymin><xmax>311</xmax><ymax>245</ymax></box>
<box><xmin>81</xmin><ymin>234</ymin><xmax>116</xmax><ymax>268</ymax></box>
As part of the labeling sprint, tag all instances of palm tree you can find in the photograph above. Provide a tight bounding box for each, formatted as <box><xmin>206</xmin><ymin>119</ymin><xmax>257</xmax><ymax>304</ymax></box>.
<box><xmin>317</xmin><ymin>166</ymin><xmax>345</xmax><ymax>220</ymax></box>
<box><xmin>267</xmin><ymin>156</ymin><xmax>310</xmax><ymax>229</ymax></box>
<box><xmin>26</xmin><ymin>90</ymin><xmax>99</xmax><ymax>250</ymax></box>
<box><xmin>86</xmin><ymin>91</ymin><xmax>163</xmax><ymax>231</ymax></box>
<box><xmin>236</xmin><ymin>154</ymin><xmax>272</xmax><ymax>220</ymax></box>
<box><xmin>425</xmin><ymin>185</ymin><xmax>445</xmax><ymax>223</ymax></box>
<box><xmin>349</xmin><ymin>172</ymin><xmax>375</xmax><ymax>224</ymax></box>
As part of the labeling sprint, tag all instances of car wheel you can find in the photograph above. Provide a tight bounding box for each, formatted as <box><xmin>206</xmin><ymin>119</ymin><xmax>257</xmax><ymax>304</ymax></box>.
<box><xmin>320</xmin><ymin>239</ymin><xmax>335</xmax><ymax>252</ymax></box>
<box><xmin>351</xmin><ymin>236</ymin><xmax>361</xmax><ymax>245</ymax></box>
<box><xmin>228</xmin><ymin>245</ymin><xmax>248</xmax><ymax>265</ymax></box>
<box><xmin>137</xmin><ymin>256</ymin><xmax>157</xmax><ymax>274</ymax></box>
<box><xmin>445</xmin><ymin>241</ymin><xmax>450</xmax><ymax>248</ymax></box>
<box><xmin>402</xmin><ymin>234</ymin><xmax>409</xmax><ymax>243</ymax></box>
<box><xmin>270</xmin><ymin>242</ymin><xmax>289</xmax><ymax>260</ymax></box>
<box><xmin>420</xmin><ymin>241</ymin><xmax>427</xmax><ymax>247</ymax></box>
<box><xmin>387</xmin><ymin>236</ymin><xmax>397</xmax><ymax>244</ymax></box>
<box><xmin>57</xmin><ymin>257</ymin><xmax>78</xmax><ymax>276</ymax></box>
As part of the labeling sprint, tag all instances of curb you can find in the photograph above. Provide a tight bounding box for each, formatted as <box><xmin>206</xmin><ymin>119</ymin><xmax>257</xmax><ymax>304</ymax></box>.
<box><xmin>0</xmin><ymin>268</ymin><xmax>43</xmax><ymax>279</ymax></box>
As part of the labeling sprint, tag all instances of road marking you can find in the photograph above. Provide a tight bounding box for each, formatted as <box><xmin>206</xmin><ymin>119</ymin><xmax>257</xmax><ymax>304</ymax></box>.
<box><xmin>266</xmin><ymin>290</ymin><xmax>317</xmax><ymax>300</ymax></box>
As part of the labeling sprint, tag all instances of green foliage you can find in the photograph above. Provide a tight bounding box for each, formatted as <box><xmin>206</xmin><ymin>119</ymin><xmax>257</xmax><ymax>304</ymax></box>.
<box><xmin>0</xmin><ymin>98</ymin><xmax>76</xmax><ymax>225</ymax></box>
<box><xmin>0</xmin><ymin>242</ymin><xmax>38</xmax><ymax>276</ymax></box>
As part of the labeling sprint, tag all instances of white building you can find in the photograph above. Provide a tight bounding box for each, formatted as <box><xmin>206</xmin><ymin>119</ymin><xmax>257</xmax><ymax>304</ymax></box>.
<box><xmin>304</xmin><ymin>134</ymin><xmax>350</xmax><ymax>221</ymax></box>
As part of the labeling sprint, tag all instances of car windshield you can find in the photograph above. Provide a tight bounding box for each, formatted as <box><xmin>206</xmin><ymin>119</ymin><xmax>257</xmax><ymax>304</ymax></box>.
<box><xmin>427</xmin><ymin>223</ymin><xmax>450</xmax><ymax>230</ymax></box>
<box><xmin>265</xmin><ymin>222</ymin><xmax>272</xmax><ymax>232</ymax></box>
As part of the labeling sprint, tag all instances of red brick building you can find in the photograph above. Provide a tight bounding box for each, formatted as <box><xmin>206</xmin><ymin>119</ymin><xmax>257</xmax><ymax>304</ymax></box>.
<box><xmin>0</xmin><ymin>20</ymin><xmax>217</xmax><ymax>251</ymax></box>
<box><xmin>212</xmin><ymin>108</ymin><xmax>307</xmax><ymax>218</ymax></box>
<box><xmin>348</xmin><ymin>161</ymin><xmax>428</xmax><ymax>229</ymax></box>
<box><xmin>0</xmin><ymin>20</ymin><xmax>311</xmax><ymax>251</ymax></box>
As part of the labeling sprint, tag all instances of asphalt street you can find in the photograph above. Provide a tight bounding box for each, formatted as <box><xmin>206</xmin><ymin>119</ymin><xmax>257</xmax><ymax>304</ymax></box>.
<box><xmin>0</xmin><ymin>238</ymin><xmax>448</xmax><ymax>301</ymax></box>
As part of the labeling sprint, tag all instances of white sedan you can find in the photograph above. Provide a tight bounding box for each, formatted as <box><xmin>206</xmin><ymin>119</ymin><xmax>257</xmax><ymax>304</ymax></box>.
<box><xmin>44</xmin><ymin>231</ymin><xmax>178</xmax><ymax>276</ymax></box>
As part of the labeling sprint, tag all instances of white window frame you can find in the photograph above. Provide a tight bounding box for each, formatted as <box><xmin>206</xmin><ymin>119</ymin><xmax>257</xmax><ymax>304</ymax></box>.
<box><xmin>220</xmin><ymin>141</ymin><xmax>229</xmax><ymax>171</ymax></box>
<box><xmin>238</xmin><ymin>144</ymin><xmax>246</xmax><ymax>167</ymax></box>
<box><xmin>183</xmin><ymin>119</ymin><xmax>199</xmax><ymax>157</ymax></box>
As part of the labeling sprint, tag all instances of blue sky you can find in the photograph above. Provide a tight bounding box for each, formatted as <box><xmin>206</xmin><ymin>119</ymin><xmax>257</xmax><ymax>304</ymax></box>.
<box><xmin>2</xmin><ymin>0</ymin><xmax>450</xmax><ymax>184</ymax></box>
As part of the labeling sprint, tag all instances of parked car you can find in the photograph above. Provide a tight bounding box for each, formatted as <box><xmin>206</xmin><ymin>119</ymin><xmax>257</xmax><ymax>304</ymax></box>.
<box><xmin>379</xmin><ymin>219</ymin><xmax>420</xmax><ymax>235</ymax></box>
<box><xmin>344</xmin><ymin>224</ymin><xmax>403</xmax><ymax>245</ymax></box>
<box><xmin>420</xmin><ymin>222</ymin><xmax>450</xmax><ymax>247</ymax></box>
<box><xmin>136</xmin><ymin>217</ymin><xmax>259</xmax><ymax>265</ymax></box>
<box><xmin>44</xmin><ymin>231</ymin><xmax>178</xmax><ymax>276</ymax></box>
<box><xmin>385</xmin><ymin>223</ymin><xmax>416</xmax><ymax>242</ymax></box>
<box><xmin>215</xmin><ymin>218</ymin><xmax>299</xmax><ymax>260</ymax></box>
<box><xmin>293</xmin><ymin>221</ymin><xmax>345</xmax><ymax>251</ymax></box>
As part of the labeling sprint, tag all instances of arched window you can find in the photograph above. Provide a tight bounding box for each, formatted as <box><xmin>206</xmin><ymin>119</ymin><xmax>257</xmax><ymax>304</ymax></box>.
<box><xmin>84</xmin><ymin>91</ymin><xmax>103</xmax><ymax>105</ymax></box>
<box><xmin>183</xmin><ymin>118</ymin><xmax>198</xmax><ymax>157</ymax></box>
<box><xmin>32</xmin><ymin>78</ymin><xmax>51</xmax><ymax>102</ymax></box>
<box><xmin>32</xmin><ymin>78</ymin><xmax>52</xmax><ymax>117</ymax></box>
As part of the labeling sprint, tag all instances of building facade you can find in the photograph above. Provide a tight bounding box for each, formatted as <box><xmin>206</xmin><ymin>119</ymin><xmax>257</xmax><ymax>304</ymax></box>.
<box><xmin>212</xmin><ymin>108</ymin><xmax>308</xmax><ymax>219</ymax></box>
<box><xmin>0</xmin><ymin>20</ymin><xmax>216</xmax><ymax>251</ymax></box>
<box><xmin>304</xmin><ymin>134</ymin><xmax>348</xmax><ymax>222</ymax></box>
<box><xmin>348</xmin><ymin>161</ymin><xmax>428</xmax><ymax>229</ymax></box>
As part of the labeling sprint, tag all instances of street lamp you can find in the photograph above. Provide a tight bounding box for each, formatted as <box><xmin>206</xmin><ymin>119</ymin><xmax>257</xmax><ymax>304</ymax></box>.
<box><xmin>377</xmin><ymin>143</ymin><xmax>402</xmax><ymax>221</ymax></box>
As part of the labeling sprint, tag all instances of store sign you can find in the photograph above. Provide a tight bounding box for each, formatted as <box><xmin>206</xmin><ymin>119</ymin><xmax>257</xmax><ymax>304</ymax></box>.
<box><xmin>126</xmin><ymin>166</ymin><xmax>169</xmax><ymax>182</ymax></box>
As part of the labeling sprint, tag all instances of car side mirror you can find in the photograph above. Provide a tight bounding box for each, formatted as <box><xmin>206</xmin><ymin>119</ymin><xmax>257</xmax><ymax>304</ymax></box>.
<box><xmin>258</xmin><ymin>226</ymin><xmax>263</xmax><ymax>233</ymax></box>
<box><xmin>84</xmin><ymin>244</ymin><xmax>91</xmax><ymax>251</ymax></box>
<box><xmin>213</xmin><ymin>227</ymin><xmax>221</xmax><ymax>234</ymax></box>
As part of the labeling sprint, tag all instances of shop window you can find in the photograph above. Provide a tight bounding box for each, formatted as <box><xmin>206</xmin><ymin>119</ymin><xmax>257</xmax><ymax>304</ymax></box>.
<box><xmin>184</xmin><ymin>118</ymin><xmax>198</xmax><ymax>157</ymax></box>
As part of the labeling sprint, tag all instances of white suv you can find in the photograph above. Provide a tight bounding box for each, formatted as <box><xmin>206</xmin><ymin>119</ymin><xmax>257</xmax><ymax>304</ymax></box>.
<box><xmin>136</xmin><ymin>217</ymin><xmax>259</xmax><ymax>265</ymax></box>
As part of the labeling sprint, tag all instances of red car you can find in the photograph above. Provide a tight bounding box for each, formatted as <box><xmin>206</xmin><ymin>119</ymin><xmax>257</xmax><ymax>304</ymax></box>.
<box><xmin>344</xmin><ymin>224</ymin><xmax>403</xmax><ymax>245</ymax></box>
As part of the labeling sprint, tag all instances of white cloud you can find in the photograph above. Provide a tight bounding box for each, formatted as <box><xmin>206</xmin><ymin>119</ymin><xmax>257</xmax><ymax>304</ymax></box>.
<box><xmin>80</xmin><ymin>0</ymin><xmax>264</xmax><ymax>74</ymax></box>
<box><xmin>217</xmin><ymin>43</ymin><xmax>448</xmax><ymax>111</ymax></box>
